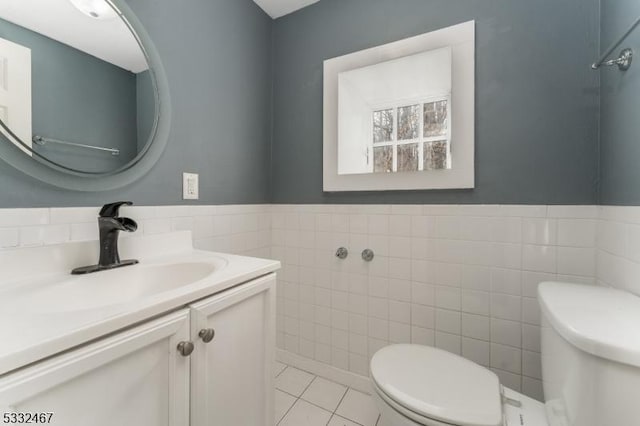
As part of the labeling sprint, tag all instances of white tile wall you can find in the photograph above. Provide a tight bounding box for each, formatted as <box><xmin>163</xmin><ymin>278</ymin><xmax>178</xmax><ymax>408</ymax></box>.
<box><xmin>272</xmin><ymin>204</ymin><xmax>599</xmax><ymax>401</ymax></box>
<box><xmin>0</xmin><ymin>205</ymin><xmax>271</xmax><ymax>258</ymax></box>
<box><xmin>2</xmin><ymin>203</ymin><xmax>629</xmax><ymax>404</ymax></box>
<box><xmin>597</xmin><ymin>206</ymin><xmax>640</xmax><ymax>296</ymax></box>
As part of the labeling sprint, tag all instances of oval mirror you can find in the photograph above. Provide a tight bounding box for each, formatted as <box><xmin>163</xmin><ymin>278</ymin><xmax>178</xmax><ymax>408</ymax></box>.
<box><xmin>0</xmin><ymin>0</ymin><xmax>170</xmax><ymax>191</ymax></box>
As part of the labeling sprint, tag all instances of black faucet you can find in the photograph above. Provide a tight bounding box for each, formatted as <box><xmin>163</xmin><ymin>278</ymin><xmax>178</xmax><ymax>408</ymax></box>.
<box><xmin>72</xmin><ymin>202</ymin><xmax>139</xmax><ymax>275</ymax></box>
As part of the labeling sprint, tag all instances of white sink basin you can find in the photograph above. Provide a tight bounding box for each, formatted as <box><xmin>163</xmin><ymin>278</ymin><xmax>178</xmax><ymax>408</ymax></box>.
<box><xmin>4</xmin><ymin>261</ymin><xmax>222</xmax><ymax>314</ymax></box>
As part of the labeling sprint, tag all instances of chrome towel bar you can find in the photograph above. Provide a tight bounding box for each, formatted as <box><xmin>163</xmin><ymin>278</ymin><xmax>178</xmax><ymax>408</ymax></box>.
<box><xmin>32</xmin><ymin>135</ymin><xmax>120</xmax><ymax>156</ymax></box>
<box><xmin>592</xmin><ymin>16</ymin><xmax>640</xmax><ymax>71</ymax></box>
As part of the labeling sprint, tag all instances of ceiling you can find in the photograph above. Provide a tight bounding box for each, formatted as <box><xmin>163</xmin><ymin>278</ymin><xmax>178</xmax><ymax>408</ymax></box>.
<box><xmin>253</xmin><ymin>0</ymin><xmax>321</xmax><ymax>19</ymax></box>
<box><xmin>1</xmin><ymin>0</ymin><xmax>148</xmax><ymax>73</ymax></box>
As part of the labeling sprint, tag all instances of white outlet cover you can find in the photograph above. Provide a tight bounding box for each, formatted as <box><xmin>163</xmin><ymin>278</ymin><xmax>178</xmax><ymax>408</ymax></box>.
<box><xmin>182</xmin><ymin>173</ymin><xmax>199</xmax><ymax>200</ymax></box>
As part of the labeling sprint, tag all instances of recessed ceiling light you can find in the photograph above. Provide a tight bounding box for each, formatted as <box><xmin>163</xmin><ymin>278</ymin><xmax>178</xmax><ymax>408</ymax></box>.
<box><xmin>68</xmin><ymin>0</ymin><xmax>117</xmax><ymax>20</ymax></box>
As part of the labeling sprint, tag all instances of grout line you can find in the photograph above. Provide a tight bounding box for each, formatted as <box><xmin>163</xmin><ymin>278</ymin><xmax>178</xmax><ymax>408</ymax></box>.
<box><xmin>278</xmin><ymin>364</ymin><xmax>377</xmax><ymax>426</ymax></box>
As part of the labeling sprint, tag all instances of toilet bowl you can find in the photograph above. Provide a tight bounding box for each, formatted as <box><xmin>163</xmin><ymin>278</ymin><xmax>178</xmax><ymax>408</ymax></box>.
<box><xmin>370</xmin><ymin>344</ymin><xmax>548</xmax><ymax>426</ymax></box>
<box><xmin>371</xmin><ymin>281</ymin><xmax>640</xmax><ymax>426</ymax></box>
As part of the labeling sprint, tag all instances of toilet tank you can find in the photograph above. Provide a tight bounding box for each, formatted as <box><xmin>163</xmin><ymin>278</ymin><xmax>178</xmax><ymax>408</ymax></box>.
<box><xmin>538</xmin><ymin>282</ymin><xmax>640</xmax><ymax>426</ymax></box>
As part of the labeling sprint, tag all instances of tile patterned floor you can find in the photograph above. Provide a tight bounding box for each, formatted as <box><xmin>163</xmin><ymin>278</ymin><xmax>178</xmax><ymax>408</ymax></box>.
<box><xmin>275</xmin><ymin>362</ymin><xmax>381</xmax><ymax>426</ymax></box>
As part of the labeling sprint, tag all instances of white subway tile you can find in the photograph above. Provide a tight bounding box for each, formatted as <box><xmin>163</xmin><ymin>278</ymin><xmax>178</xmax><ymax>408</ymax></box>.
<box><xmin>367</xmin><ymin>215</ymin><xmax>389</xmax><ymax>235</ymax></box>
<box><xmin>0</xmin><ymin>228</ymin><xmax>19</xmax><ymax>248</ymax></box>
<box><xmin>411</xmin><ymin>327</ymin><xmax>435</xmax><ymax>346</ymax></box>
<box><xmin>491</xmin><ymin>318</ymin><xmax>521</xmax><ymax>348</ymax></box>
<box><xmin>461</xmin><ymin>313</ymin><xmax>490</xmax><ymax>341</ymax></box>
<box><xmin>548</xmin><ymin>205</ymin><xmax>598</xmax><ymax>219</ymax></box>
<box><xmin>0</xmin><ymin>209</ymin><xmax>49</xmax><ymax>227</ymax></box>
<box><xmin>491</xmin><ymin>293</ymin><xmax>522</xmax><ymax>321</ymax></box>
<box><xmin>462</xmin><ymin>337</ymin><xmax>491</xmax><ymax>367</ymax></box>
<box><xmin>435</xmin><ymin>332</ymin><xmax>461</xmax><ymax>355</ymax></box>
<box><xmin>389</xmin><ymin>215</ymin><xmax>411</xmax><ymax>237</ymax></box>
<box><xmin>435</xmin><ymin>286</ymin><xmax>461</xmax><ymax>310</ymax></box>
<box><xmin>523</xmin><ymin>245</ymin><xmax>556</xmax><ymax>273</ymax></box>
<box><xmin>411</xmin><ymin>304</ymin><xmax>435</xmax><ymax>329</ymax></box>
<box><xmin>436</xmin><ymin>309</ymin><xmax>461</xmax><ymax>334</ymax></box>
<box><xmin>491</xmin><ymin>268</ymin><xmax>522</xmax><ymax>295</ymax></box>
<box><xmin>492</xmin><ymin>217</ymin><xmax>522</xmax><ymax>243</ymax></box>
<box><xmin>557</xmin><ymin>219</ymin><xmax>597</xmax><ymax>247</ymax></box>
<box><xmin>522</xmin><ymin>377</ymin><xmax>544</xmax><ymax>401</ymax></box>
<box><xmin>557</xmin><ymin>247</ymin><xmax>596</xmax><ymax>277</ymax></box>
<box><xmin>522</xmin><ymin>350</ymin><xmax>542</xmax><ymax>379</ymax></box>
<box><xmin>50</xmin><ymin>207</ymin><xmax>98</xmax><ymax>224</ymax></box>
<box><xmin>522</xmin><ymin>218</ymin><xmax>557</xmax><ymax>245</ymax></box>
<box><xmin>522</xmin><ymin>324</ymin><xmax>541</xmax><ymax>352</ymax></box>
<box><xmin>491</xmin><ymin>343</ymin><xmax>521</xmax><ymax>374</ymax></box>
<box><xmin>461</xmin><ymin>290</ymin><xmax>490</xmax><ymax>315</ymax></box>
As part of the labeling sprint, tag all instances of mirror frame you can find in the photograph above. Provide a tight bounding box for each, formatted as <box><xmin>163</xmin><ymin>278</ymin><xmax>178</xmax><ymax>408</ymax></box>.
<box><xmin>0</xmin><ymin>0</ymin><xmax>171</xmax><ymax>191</ymax></box>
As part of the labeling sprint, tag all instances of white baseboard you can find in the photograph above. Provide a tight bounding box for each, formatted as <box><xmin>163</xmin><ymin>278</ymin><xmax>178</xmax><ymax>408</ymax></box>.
<box><xmin>277</xmin><ymin>349</ymin><xmax>372</xmax><ymax>394</ymax></box>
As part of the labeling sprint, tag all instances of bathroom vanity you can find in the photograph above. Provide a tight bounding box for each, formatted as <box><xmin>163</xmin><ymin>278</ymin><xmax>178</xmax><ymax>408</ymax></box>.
<box><xmin>0</xmin><ymin>231</ymin><xmax>280</xmax><ymax>426</ymax></box>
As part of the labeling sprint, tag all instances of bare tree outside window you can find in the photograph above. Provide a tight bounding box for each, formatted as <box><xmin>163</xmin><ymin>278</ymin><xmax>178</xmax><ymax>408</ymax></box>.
<box><xmin>424</xmin><ymin>140</ymin><xmax>448</xmax><ymax>170</ymax></box>
<box><xmin>370</xmin><ymin>97</ymin><xmax>450</xmax><ymax>173</ymax></box>
<box><xmin>398</xmin><ymin>143</ymin><xmax>419</xmax><ymax>172</ymax></box>
<box><xmin>373</xmin><ymin>109</ymin><xmax>394</xmax><ymax>143</ymax></box>
<box><xmin>397</xmin><ymin>105</ymin><xmax>420</xmax><ymax>140</ymax></box>
<box><xmin>373</xmin><ymin>146</ymin><xmax>393</xmax><ymax>173</ymax></box>
<box><xmin>424</xmin><ymin>100</ymin><xmax>448</xmax><ymax>137</ymax></box>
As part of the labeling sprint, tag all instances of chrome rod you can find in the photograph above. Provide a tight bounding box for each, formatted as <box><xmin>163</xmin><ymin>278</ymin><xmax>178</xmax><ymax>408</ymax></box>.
<box><xmin>592</xmin><ymin>15</ymin><xmax>640</xmax><ymax>70</ymax></box>
<box><xmin>32</xmin><ymin>135</ymin><xmax>120</xmax><ymax>156</ymax></box>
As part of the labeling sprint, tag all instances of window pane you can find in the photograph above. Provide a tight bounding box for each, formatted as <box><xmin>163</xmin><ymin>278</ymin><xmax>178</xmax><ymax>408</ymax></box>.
<box><xmin>424</xmin><ymin>141</ymin><xmax>449</xmax><ymax>170</ymax></box>
<box><xmin>397</xmin><ymin>105</ymin><xmax>420</xmax><ymax>140</ymax></box>
<box><xmin>373</xmin><ymin>146</ymin><xmax>393</xmax><ymax>173</ymax></box>
<box><xmin>424</xmin><ymin>100</ymin><xmax>448</xmax><ymax>137</ymax></box>
<box><xmin>397</xmin><ymin>143</ymin><xmax>419</xmax><ymax>172</ymax></box>
<box><xmin>373</xmin><ymin>109</ymin><xmax>394</xmax><ymax>143</ymax></box>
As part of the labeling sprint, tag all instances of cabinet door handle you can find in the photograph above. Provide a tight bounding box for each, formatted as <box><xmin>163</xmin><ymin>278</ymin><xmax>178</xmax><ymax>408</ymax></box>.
<box><xmin>199</xmin><ymin>328</ymin><xmax>216</xmax><ymax>343</ymax></box>
<box><xmin>177</xmin><ymin>341</ymin><xmax>195</xmax><ymax>357</ymax></box>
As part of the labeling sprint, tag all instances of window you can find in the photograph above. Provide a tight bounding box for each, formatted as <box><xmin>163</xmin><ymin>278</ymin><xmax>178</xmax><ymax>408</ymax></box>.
<box><xmin>371</xmin><ymin>97</ymin><xmax>451</xmax><ymax>174</ymax></box>
<box><xmin>324</xmin><ymin>20</ymin><xmax>475</xmax><ymax>192</ymax></box>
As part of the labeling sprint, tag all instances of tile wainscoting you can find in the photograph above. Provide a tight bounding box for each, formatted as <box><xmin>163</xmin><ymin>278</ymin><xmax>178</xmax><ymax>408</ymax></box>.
<box><xmin>0</xmin><ymin>205</ymin><xmax>272</xmax><ymax>258</ymax></box>
<box><xmin>1</xmin><ymin>203</ymin><xmax>635</xmax><ymax>403</ymax></box>
<box><xmin>272</xmin><ymin>204</ymin><xmax>600</xmax><ymax>401</ymax></box>
<box><xmin>597</xmin><ymin>206</ymin><xmax>640</xmax><ymax>296</ymax></box>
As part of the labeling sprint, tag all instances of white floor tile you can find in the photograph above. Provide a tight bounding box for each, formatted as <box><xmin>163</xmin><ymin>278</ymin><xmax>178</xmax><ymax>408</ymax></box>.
<box><xmin>328</xmin><ymin>414</ymin><xmax>363</xmax><ymax>426</ymax></box>
<box><xmin>275</xmin><ymin>366</ymin><xmax>315</xmax><ymax>397</ymax></box>
<box><xmin>275</xmin><ymin>390</ymin><xmax>297</xmax><ymax>424</ymax></box>
<box><xmin>279</xmin><ymin>399</ymin><xmax>333</xmax><ymax>426</ymax></box>
<box><xmin>275</xmin><ymin>362</ymin><xmax>287</xmax><ymax>377</ymax></box>
<box><xmin>301</xmin><ymin>377</ymin><xmax>348</xmax><ymax>412</ymax></box>
<box><xmin>335</xmin><ymin>389</ymin><xmax>380</xmax><ymax>426</ymax></box>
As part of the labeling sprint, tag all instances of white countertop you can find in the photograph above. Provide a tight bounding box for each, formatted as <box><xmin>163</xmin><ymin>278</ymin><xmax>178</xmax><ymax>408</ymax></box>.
<box><xmin>0</xmin><ymin>232</ymin><xmax>280</xmax><ymax>376</ymax></box>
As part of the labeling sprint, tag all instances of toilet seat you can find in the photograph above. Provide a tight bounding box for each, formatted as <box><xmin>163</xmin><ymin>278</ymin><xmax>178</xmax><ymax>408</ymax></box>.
<box><xmin>370</xmin><ymin>345</ymin><xmax>503</xmax><ymax>426</ymax></box>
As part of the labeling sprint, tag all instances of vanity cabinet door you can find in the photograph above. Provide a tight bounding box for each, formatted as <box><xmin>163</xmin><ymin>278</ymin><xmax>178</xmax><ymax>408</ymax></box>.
<box><xmin>0</xmin><ymin>310</ymin><xmax>191</xmax><ymax>426</ymax></box>
<box><xmin>190</xmin><ymin>273</ymin><xmax>276</xmax><ymax>426</ymax></box>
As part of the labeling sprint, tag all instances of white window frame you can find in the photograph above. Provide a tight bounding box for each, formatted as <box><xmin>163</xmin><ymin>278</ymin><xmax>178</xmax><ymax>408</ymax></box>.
<box><xmin>323</xmin><ymin>20</ymin><xmax>475</xmax><ymax>192</ymax></box>
<box><xmin>369</xmin><ymin>94</ymin><xmax>452</xmax><ymax>173</ymax></box>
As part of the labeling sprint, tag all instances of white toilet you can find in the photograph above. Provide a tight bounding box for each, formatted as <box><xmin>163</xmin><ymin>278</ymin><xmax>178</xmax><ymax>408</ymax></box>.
<box><xmin>370</xmin><ymin>281</ymin><xmax>640</xmax><ymax>426</ymax></box>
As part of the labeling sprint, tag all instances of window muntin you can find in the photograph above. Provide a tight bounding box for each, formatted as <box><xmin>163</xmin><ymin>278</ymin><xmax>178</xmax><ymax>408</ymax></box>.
<box><xmin>371</xmin><ymin>96</ymin><xmax>451</xmax><ymax>173</ymax></box>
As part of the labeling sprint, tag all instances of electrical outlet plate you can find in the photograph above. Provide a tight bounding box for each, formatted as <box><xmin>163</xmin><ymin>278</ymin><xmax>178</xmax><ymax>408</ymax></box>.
<box><xmin>183</xmin><ymin>172</ymin><xmax>199</xmax><ymax>200</ymax></box>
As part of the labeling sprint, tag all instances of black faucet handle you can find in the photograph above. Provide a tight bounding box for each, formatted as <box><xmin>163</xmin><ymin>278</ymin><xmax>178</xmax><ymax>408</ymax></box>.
<box><xmin>99</xmin><ymin>201</ymin><xmax>133</xmax><ymax>218</ymax></box>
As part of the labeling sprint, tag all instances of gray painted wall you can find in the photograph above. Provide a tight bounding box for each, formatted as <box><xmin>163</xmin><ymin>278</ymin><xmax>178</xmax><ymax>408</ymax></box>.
<box><xmin>271</xmin><ymin>0</ymin><xmax>600</xmax><ymax>205</ymax></box>
<box><xmin>0</xmin><ymin>0</ymin><xmax>272</xmax><ymax>207</ymax></box>
<box><xmin>0</xmin><ymin>18</ymin><xmax>138</xmax><ymax>173</ymax></box>
<box><xmin>599</xmin><ymin>0</ymin><xmax>640</xmax><ymax>205</ymax></box>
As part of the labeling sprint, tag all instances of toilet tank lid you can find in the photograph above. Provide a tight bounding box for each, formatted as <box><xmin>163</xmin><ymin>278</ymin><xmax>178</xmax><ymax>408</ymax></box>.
<box><xmin>539</xmin><ymin>282</ymin><xmax>640</xmax><ymax>368</ymax></box>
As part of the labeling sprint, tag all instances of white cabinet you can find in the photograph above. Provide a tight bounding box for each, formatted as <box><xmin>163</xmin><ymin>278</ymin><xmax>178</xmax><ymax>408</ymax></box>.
<box><xmin>190</xmin><ymin>273</ymin><xmax>275</xmax><ymax>426</ymax></box>
<box><xmin>0</xmin><ymin>273</ymin><xmax>276</xmax><ymax>426</ymax></box>
<box><xmin>0</xmin><ymin>310</ymin><xmax>191</xmax><ymax>426</ymax></box>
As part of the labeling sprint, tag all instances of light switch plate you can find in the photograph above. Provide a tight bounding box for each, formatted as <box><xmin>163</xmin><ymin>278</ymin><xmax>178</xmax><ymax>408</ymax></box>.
<box><xmin>182</xmin><ymin>172</ymin><xmax>199</xmax><ymax>200</ymax></box>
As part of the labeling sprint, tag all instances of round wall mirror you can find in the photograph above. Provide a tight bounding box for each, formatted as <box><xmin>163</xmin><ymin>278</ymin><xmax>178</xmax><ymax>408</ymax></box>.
<box><xmin>0</xmin><ymin>0</ymin><xmax>170</xmax><ymax>191</ymax></box>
